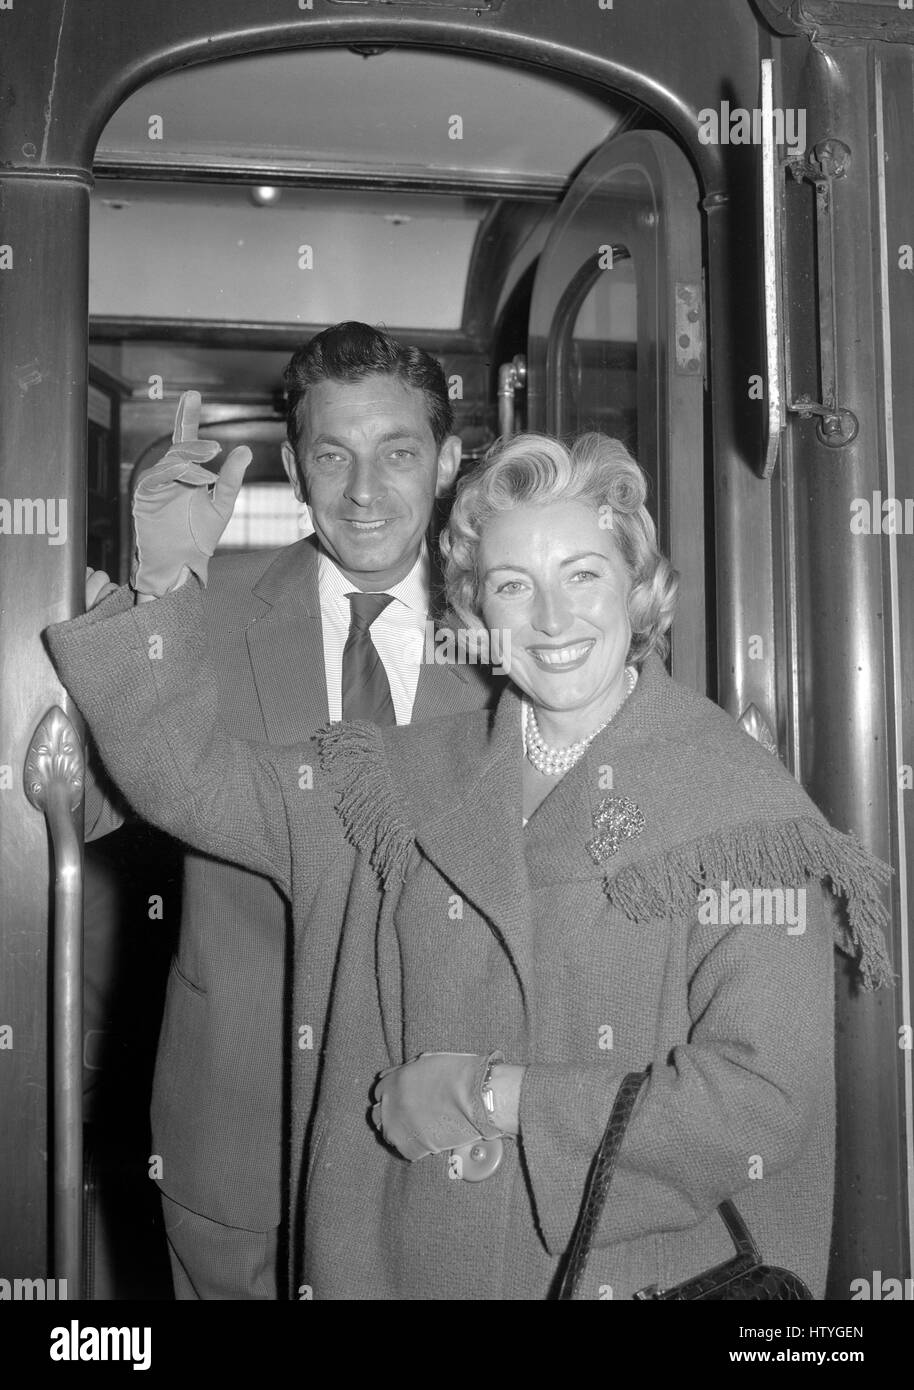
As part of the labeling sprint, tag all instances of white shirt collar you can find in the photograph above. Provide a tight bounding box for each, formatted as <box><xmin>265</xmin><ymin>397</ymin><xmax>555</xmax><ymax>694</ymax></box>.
<box><xmin>317</xmin><ymin>542</ymin><xmax>430</xmax><ymax>615</ymax></box>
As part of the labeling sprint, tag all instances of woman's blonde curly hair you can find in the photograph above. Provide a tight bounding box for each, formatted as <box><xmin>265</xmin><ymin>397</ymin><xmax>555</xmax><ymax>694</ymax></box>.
<box><xmin>440</xmin><ymin>431</ymin><xmax>679</xmax><ymax>667</ymax></box>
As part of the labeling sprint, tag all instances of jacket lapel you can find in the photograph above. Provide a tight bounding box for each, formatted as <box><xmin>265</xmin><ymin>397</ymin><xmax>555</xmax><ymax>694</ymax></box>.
<box><xmin>411</xmin><ymin>635</ymin><xmax>495</xmax><ymax>722</ymax></box>
<box><xmin>244</xmin><ymin>537</ymin><xmax>330</xmax><ymax>742</ymax></box>
<box><xmin>243</xmin><ymin>541</ymin><xmax>496</xmax><ymax>739</ymax></box>
<box><xmin>387</xmin><ymin>686</ymin><xmax>536</xmax><ymax>996</ymax></box>
<box><xmin>520</xmin><ymin>742</ymin><xmax>619</xmax><ymax>891</ymax></box>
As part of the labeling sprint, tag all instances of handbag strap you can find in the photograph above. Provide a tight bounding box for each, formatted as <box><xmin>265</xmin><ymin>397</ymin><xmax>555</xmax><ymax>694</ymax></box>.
<box><xmin>556</xmin><ymin>1071</ymin><xmax>647</xmax><ymax>1300</ymax></box>
<box><xmin>556</xmin><ymin>1071</ymin><xmax>760</xmax><ymax>1300</ymax></box>
<box><xmin>717</xmin><ymin>1198</ymin><xmax>759</xmax><ymax>1261</ymax></box>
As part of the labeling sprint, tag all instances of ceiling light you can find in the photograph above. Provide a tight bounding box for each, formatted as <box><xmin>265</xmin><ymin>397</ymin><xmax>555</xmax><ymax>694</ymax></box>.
<box><xmin>251</xmin><ymin>186</ymin><xmax>282</xmax><ymax>207</ymax></box>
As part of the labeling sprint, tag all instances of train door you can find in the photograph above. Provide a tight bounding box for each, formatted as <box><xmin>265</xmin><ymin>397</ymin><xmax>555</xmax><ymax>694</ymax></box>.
<box><xmin>526</xmin><ymin>131</ymin><xmax>707</xmax><ymax>695</ymax></box>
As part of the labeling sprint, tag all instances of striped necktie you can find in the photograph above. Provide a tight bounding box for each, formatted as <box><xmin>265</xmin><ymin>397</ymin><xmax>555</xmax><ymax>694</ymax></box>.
<box><xmin>341</xmin><ymin>591</ymin><xmax>396</xmax><ymax>725</ymax></box>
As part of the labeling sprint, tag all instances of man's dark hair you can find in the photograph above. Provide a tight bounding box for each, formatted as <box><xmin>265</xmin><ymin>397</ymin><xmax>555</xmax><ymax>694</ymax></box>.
<box><xmin>282</xmin><ymin>321</ymin><xmax>454</xmax><ymax>464</ymax></box>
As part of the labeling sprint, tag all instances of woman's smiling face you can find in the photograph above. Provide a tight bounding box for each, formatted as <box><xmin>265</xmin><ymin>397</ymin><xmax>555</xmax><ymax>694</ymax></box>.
<box><xmin>478</xmin><ymin>499</ymin><xmax>633</xmax><ymax>722</ymax></box>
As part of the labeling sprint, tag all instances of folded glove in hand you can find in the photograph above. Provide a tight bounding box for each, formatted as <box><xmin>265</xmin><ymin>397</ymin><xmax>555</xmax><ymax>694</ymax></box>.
<box><xmin>372</xmin><ymin>1052</ymin><xmax>504</xmax><ymax>1162</ymax></box>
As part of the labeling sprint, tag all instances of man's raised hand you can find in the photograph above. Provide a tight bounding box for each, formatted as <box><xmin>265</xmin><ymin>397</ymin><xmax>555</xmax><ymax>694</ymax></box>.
<box><xmin>85</xmin><ymin>567</ymin><xmax>118</xmax><ymax>610</ymax></box>
<box><xmin>131</xmin><ymin>391</ymin><xmax>252</xmax><ymax>598</ymax></box>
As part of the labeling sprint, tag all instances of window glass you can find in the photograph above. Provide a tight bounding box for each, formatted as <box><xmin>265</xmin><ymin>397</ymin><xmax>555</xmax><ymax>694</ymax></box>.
<box><xmin>89</xmin><ymin>188</ymin><xmax>480</xmax><ymax>331</ymax></box>
<box><xmin>565</xmin><ymin>254</ymin><xmax>638</xmax><ymax>454</ymax></box>
<box><xmin>217</xmin><ymin>483</ymin><xmax>306</xmax><ymax>551</ymax></box>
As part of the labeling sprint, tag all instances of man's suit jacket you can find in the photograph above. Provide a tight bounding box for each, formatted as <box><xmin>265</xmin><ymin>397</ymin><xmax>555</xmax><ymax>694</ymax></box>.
<box><xmin>86</xmin><ymin>536</ymin><xmax>497</xmax><ymax>1230</ymax></box>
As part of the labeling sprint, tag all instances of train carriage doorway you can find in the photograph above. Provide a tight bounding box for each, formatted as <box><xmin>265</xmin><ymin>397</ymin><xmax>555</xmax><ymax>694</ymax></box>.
<box><xmin>3</xmin><ymin>28</ymin><xmax>721</xmax><ymax>1296</ymax></box>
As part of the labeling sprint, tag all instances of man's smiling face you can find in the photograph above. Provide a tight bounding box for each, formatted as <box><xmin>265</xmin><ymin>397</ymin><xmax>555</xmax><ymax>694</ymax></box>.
<box><xmin>289</xmin><ymin>374</ymin><xmax>461</xmax><ymax>590</ymax></box>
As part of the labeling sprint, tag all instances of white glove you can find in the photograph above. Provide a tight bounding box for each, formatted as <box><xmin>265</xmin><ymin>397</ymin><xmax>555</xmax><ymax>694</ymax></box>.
<box><xmin>131</xmin><ymin>391</ymin><xmax>252</xmax><ymax>597</ymax></box>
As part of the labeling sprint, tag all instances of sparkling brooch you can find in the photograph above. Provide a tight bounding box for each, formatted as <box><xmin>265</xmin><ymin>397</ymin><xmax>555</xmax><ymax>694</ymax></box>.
<box><xmin>586</xmin><ymin>795</ymin><xmax>645</xmax><ymax>864</ymax></box>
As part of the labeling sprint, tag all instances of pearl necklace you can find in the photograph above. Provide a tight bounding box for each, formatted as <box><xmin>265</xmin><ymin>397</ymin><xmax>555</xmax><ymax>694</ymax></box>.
<box><xmin>523</xmin><ymin>666</ymin><xmax>637</xmax><ymax>777</ymax></box>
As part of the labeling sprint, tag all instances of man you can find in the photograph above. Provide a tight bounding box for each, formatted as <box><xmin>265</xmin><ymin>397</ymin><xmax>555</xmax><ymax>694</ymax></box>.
<box><xmin>85</xmin><ymin>322</ymin><xmax>497</xmax><ymax>1299</ymax></box>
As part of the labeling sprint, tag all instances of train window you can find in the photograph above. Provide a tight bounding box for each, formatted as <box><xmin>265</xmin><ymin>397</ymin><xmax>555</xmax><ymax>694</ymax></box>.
<box><xmin>562</xmin><ymin>250</ymin><xmax>638</xmax><ymax>453</ymax></box>
<box><xmin>218</xmin><ymin>484</ymin><xmax>304</xmax><ymax>552</ymax></box>
<box><xmin>90</xmin><ymin>186</ymin><xmax>484</xmax><ymax>332</ymax></box>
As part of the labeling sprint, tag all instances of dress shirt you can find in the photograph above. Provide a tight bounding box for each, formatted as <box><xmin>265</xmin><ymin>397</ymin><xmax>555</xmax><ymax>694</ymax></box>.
<box><xmin>318</xmin><ymin>545</ymin><xmax>430</xmax><ymax>725</ymax></box>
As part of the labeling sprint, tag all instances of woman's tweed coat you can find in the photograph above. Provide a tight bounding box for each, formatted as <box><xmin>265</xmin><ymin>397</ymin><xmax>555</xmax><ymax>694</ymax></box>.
<box><xmin>46</xmin><ymin>580</ymin><xmax>893</xmax><ymax>1301</ymax></box>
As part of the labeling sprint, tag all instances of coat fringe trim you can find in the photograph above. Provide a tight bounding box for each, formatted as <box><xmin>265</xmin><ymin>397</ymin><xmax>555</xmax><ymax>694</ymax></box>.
<box><xmin>603</xmin><ymin>815</ymin><xmax>895</xmax><ymax>991</ymax></box>
<box><xmin>318</xmin><ymin>721</ymin><xmax>415</xmax><ymax>884</ymax></box>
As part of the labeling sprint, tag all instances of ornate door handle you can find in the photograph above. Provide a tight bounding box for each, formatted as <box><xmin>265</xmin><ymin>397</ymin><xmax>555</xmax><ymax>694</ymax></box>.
<box><xmin>760</xmin><ymin>58</ymin><xmax>859</xmax><ymax>477</ymax></box>
<box><xmin>24</xmin><ymin>706</ymin><xmax>84</xmax><ymax>1299</ymax></box>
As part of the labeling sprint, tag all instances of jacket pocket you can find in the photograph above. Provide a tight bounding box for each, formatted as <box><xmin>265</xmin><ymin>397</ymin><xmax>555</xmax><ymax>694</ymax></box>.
<box><xmin>170</xmin><ymin>954</ymin><xmax>207</xmax><ymax>998</ymax></box>
<box><xmin>304</xmin><ymin>1120</ymin><xmax>329</xmax><ymax>1192</ymax></box>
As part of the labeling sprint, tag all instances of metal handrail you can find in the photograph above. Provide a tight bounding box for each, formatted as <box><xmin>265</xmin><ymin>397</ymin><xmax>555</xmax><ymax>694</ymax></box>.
<box><xmin>24</xmin><ymin>705</ymin><xmax>85</xmax><ymax>1299</ymax></box>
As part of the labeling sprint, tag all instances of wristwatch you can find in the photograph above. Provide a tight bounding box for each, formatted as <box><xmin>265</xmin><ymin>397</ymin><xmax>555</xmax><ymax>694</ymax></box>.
<box><xmin>452</xmin><ymin>1051</ymin><xmax>506</xmax><ymax>1183</ymax></box>
<box><xmin>480</xmin><ymin>1053</ymin><xmax>500</xmax><ymax>1126</ymax></box>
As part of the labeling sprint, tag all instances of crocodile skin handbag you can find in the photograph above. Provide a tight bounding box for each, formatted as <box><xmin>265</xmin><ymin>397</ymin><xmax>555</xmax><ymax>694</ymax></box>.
<box><xmin>556</xmin><ymin>1071</ymin><xmax>814</xmax><ymax>1301</ymax></box>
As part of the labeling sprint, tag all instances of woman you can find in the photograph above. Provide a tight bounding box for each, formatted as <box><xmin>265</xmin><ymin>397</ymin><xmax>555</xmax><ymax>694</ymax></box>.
<box><xmin>48</xmin><ymin>432</ymin><xmax>892</xmax><ymax>1300</ymax></box>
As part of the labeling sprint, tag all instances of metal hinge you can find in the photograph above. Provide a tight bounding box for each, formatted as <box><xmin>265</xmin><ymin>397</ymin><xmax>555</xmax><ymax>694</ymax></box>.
<box><xmin>674</xmin><ymin>281</ymin><xmax>705</xmax><ymax>380</ymax></box>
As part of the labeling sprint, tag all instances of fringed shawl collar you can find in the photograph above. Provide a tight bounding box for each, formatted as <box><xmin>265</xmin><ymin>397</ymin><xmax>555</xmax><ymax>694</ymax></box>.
<box><xmin>318</xmin><ymin>656</ymin><xmax>893</xmax><ymax>990</ymax></box>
